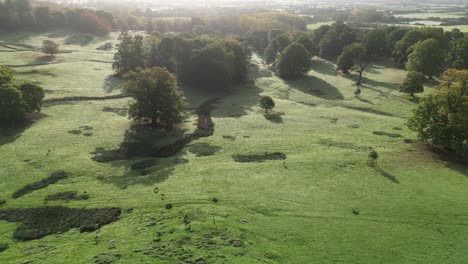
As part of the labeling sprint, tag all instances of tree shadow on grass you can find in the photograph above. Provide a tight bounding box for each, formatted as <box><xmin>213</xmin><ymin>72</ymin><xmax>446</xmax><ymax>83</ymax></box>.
<box><xmin>92</xmin><ymin>124</ymin><xmax>192</xmax><ymax>189</ymax></box>
<box><xmin>96</xmin><ymin>158</ymin><xmax>179</xmax><ymax>189</ymax></box>
<box><xmin>0</xmin><ymin>113</ymin><xmax>46</xmax><ymax>148</ymax></box>
<box><xmin>263</xmin><ymin>112</ymin><xmax>283</xmax><ymax>123</ymax></box>
<box><xmin>211</xmin><ymin>85</ymin><xmax>262</xmax><ymax>118</ymax></box>
<box><xmin>286</xmin><ymin>75</ymin><xmax>344</xmax><ymax>100</ymax></box>
<box><xmin>372</xmin><ymin>166</ymin><xmax>400</xmax><ymax>184</ymax></box>
<box><xmin>364</xmin><ymin>78</ymin><xmax>400</xmax><ymax>91</ymax></box>
<box><xmin>312</xmin><ymin>58</ymin><xmax>338</xmax><ymax>76</ymax></box>
<box><xmin>103</xmin><ymin>75</ymin><xmax>122</xmax><ymax>93</ymax></box>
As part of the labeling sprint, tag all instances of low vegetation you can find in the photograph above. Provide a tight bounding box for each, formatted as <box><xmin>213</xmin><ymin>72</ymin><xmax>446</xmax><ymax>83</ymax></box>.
<box><xmin>12</xmin><ymin>171</ymin><xmax>69</xmax><ymax>199</ymax></box>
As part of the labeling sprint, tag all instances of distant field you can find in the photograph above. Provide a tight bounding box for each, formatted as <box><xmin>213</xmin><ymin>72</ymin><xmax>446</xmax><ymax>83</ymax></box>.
<box><xmin>395</xmin><ymin>12</ymin><xmax>464</xmax><ymax>19</ymax></box>
<box><xmin>408</xmin><ymin>20</ymin><xmax>443</xmax><ymax>26</ymax></box>
<box><xmin>0</xmin><ymin>32</ymin><xmax>467</xmax><ymax>264</ymax></box>
<box><xmin>307</xmin><ymin>21</ymin><xmax>334</xmax><ymax>30</ymax></box>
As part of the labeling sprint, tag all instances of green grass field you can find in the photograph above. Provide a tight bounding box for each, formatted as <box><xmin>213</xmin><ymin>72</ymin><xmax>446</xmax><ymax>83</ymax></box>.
<box><xmin>395</xmin><ymin>12</ymin><xmax>464</xmax><ymax>19</ymax></box>
<box><xmin>0</xmin><ymin>32</ymin><xmax>467</xmax><ymax>264</ymax></box>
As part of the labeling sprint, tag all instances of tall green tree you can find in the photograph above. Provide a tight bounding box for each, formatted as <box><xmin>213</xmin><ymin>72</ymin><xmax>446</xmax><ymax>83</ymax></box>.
<box><xmin>400</xmin><ymin>71</ymin><xmax>426</xmax><ymax>97</ymax></box>
<box><xmin>407</xmin><ymin>39</ymin><xmax>444</xmax><ymax>79</ymax></box>
<box><xmin>339</xmin><ymin>43</ymin><xmax>370</xmax><ymax>86</ymax></box>
<box><xmin>0</xmin><ymin>86</ymin><xmax>26</xmax><ymax>125</ymax></box>
<box><xmin>185</xmin><ymin>42</ymin><xmax>235</xmax><ymax>89</ymax></box>
<box><xmin>277</xmin><ymin>43</ymin><xmax>312</xmax><ymax>79</ymax></box>
<box><xmin>113</xmin><ymin>32</ymin><xmax>145</xmax><ymax>75</ymax></box>
<box><xmin>41</xmin><ymin>40</ymin><xmax>59</xmax><ymax>56</ymax></box>
<box><xmin>18</xmin><ymin>83</ymin><xmax>45</xmax><ymax>112</ymax></box>
<box><xmin>123</xmin><ymin>67</ymin><xmax>186</xmax><ymax>127</ymax></box>
<box><xmin>408</xmin><ymin>69</ymin><xmax>468</xmax><ymax>156</ymax></box>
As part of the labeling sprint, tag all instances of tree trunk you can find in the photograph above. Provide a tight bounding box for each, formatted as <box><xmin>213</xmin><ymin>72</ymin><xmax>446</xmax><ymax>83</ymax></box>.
<box><xmin>357</xmin><ymin>69</ymin><xmax>364</xmax><ymax>86</ymax></box>
<box><xmin>151</xmin><ymin>116</ymin><xmax>158</xmax><ymax>126</ymax></box>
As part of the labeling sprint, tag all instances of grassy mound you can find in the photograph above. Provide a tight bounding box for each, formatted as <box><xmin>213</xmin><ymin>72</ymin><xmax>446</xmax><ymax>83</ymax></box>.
<box><xmin>12</xmin><ymin>171</ymin><xmax>69</xmax><ymax>199</ymax></box>
<box><xmin>0</xmin><ymin>207</ymin><xmax>121</xmax><ymax>241</ymax></box>
<box><xmin>233</xmin><ymin>152</ymin><xmax>286</xmax><ymax>163</ymax></box>
<box><xmin>45</xmin><ymin>191</ymin><xmax>89</xmax><ymax>202</ymax></box>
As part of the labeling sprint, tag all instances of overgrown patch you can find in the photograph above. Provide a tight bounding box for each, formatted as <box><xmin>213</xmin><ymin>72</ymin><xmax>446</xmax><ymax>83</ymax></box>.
<box><xmin>189</xmin><ymin>143</ymin><xmax>221</xmax><ymax>157</ymax></box>
<box><xmin>45</xmin><ymin>191</ymin><xmax>89</xmax><ymax>202</ymax></box>
<box><xmin>94</xmin><ymin>252</ymin><xmax>122</xmax><ymax>264</ymax></box>
<box><xmin>12</xmin><ymin>171</ymin><xmax>69</xmax><ymax>199</ymax></box>
<box><xmin>233</xmin><ymin>152</ymin><xmax>286</xmax><ymax>163</ymax></box>
<box><xmin>0</xmin><ymin>206</ymin><xmax>121</xmax><ymax>241</ymax></box>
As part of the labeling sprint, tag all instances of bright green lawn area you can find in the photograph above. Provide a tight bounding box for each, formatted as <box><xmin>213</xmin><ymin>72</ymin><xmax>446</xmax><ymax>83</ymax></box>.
<box><xmin>0</xmin><ymin>34</ymin><xmax>467</xmax><ymax>264</ymax></box>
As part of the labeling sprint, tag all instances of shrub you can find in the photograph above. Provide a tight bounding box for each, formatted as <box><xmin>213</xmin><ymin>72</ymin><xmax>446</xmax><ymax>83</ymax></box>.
<box><xmin>0</xmin><ymin>207</ymin><xmax>121</xmax><ymax>240</ymax></box>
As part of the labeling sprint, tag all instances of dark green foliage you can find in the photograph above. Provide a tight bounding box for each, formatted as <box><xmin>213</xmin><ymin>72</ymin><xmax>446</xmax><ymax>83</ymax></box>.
<box><xmin>408</xmin><ymin>70</ymin><xmax>468</xmax><ymax>156</ymax></box>
<box><xmin>123</xmin><ymin>67</ymin><xmax>186</xmax><ymax>127</ymax></box>
<box><xmin>278</xmin><ymin>43</ymin><xmax>312</xmax><ymax>79</ymax></box>
<box><xmin>407</xmin><ymin>39</ymin><xmax>444</xmax><ymax>79</ymax></box>
<box><xmin>0</xmin><ymin>207</ymin><xmax>121</xmax><ymax>240</ymax></box>
<box><xmin>0</xmin><ymin>66</ymin><xmax>15</xmax><ymax>87</ymax></box>
<box><xmin>41</xmin><ymin>40</ymin><xmax>59</xmax><ymax>56</ymax></box>
<box><xmin>18</xmin><ymin>83</ymin><xmax>45</xmax><ymax>112</ymax></box>
<box><xmin>0</xmin><ymin>200</ymin><xmax>5</xmax><ymax>206</ymax></box>
<box><xmin>338</xmin><ymin>42</ymin><xmax>369</xmax><ymax>85</ymax></box>
<box><xmin>0</xmin><ymin>85</ymin><xmax>26</xmax><ymax>125</ymax></box>
<box><xmin>393</xmin><ymin>30</ymin><xmax>423</xmax><ymax>65</ymax></box>
<box><xmin>45</xmin><ymin>191</ymin><xmax>89</xmax><ymax>201</ymax></box>
<box><xmin>113</xmin><ymin>32</ymin><xmax>145</xmax><ymax>75</ymax></box>
<box><xmin>131</xmin><ymin>160</ymin><xmax>157</xmax><ymax>170</ymax></box>
<box><xmin>188</xmin><ymin>143</ymin><xmax>221</xmax><ymax>157</ymax></box>
<box><xmin>319</xmin><ymin>22</ymin><xmax>357</xmax><ymax>59</ymax></box>
<box><xmin>368</xmin><ymin>150</ymin><xmax>379</xmax><ymax>165</ymax></box>
<box><xmin>185</xmin><ymin>41</ymin><xmax>235</xmax><ymax>89</ymax></box>
<box><xmin>259</xmin><ymin>96</ymin><xmax>275</xmax><ymax>113</ymax></box>
<box><xmin>12</xmin><ymin>171</ymin><xmax>69</xmax><ymax>199</ymax></box>
<box><xmin>400</xmin><ymin>71</ymin><xmax>426</xmax><ymax>96</ymax></box>
<box><xmin>233</xmin><ymin>152</ymin><xmax>287</xmax><ymax>163</ymax></box>
<box><xmin>448</xmin><ymin>35</ymin><xmax>468</xmax><ymax>69</ymax></box>
<box><xmin>364</xmin><ymin>28</ymin><xmax>389</xmax><ymax>57</ymax></box>
<box><xmin>337</xmin><ymin>49</ymin><xmax>354</xmax><ymax>73</ymax></box>
<box><xmin>294</xmin><ymin>34</ymin><xmax>319</xmax><ymax>57</ymax></box>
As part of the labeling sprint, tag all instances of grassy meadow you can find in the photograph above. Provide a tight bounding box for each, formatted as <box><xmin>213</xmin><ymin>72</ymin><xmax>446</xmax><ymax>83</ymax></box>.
<box><xmin>0</xmin><ymin>31</ymin><xmax>467</xmax><ymax>264</ymax></box>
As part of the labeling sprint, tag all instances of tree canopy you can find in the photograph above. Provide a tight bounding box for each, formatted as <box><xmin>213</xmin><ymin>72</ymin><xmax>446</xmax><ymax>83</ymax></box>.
<box><xmin>407</xmin><ymin>38</ymin><xmax>444</xmax><ymax>79</ymax></box>
<box><xmin>123</xmin><ymin>67</ymin><xmax>186</xmax><ymax>128</ymax></box>
<box><xmin>400</xmin><ymin>71</ymin><xmax>426</xmax><ymax>97</ymax></box>
<box><xmin>277</xmin><ymin>43</ymin><xmax>312</xmax><ymax>79</ymax></box>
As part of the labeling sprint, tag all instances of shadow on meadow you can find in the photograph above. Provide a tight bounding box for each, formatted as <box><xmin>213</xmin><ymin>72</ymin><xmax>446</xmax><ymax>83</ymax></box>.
<box><xmin>286</xmin><ymin>75</ymin><xmax>344</xmax><ymax>100</ymax></box>
<box><xmin>312</xmin><ymin>58</ymin><xmax>338</xmax><ymax>76</ymax></box>
<box><xmin>103</xmin><ymin>75</ymin><xmax>122</xmax><ymax>93</ymax></box>
<box><xmin>0</xmin><ymin>113</ymin><xmax>46</xmax><ymax>148</ymax></box>
<box><xmin>372</xmin><ymin>166</ymin><xmax>400</xmax><ymax>184</ymax></box>
<box><xmin>263</xmin><ymin>112</ymin><xmax>283</xmax><ymax>123</ymax></box>
<box><xmin>92</xmin><ymin>125</ymin><xmax>191</xmax><ymax>188</ymax></box>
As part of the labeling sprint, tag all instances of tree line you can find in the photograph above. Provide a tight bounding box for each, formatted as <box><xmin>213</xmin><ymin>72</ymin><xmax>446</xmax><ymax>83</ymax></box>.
<box><xmin>0</xmin><ymin>0</ymin><xmax>113</xmax><ymax>35</ymax></box>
